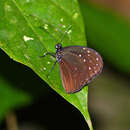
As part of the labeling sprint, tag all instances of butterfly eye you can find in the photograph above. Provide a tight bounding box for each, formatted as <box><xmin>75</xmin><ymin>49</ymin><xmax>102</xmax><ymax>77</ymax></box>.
<box><xmin>55</xmin><ymin>43</ymin><xmax>62</xmax><ymax>50</ymax></box>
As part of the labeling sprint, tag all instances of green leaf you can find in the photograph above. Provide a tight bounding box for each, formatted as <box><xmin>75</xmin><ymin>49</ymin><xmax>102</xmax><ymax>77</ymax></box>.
<box><xmin>0</xmin><ymin>0</ymin><xmax>93</xmax><ymax>129</ymax></box>
<box><xmin>0</xmin><ymin>76</ymin><xmax>31</xmax><ymax>121</ymax></box>
<box><xmin>80</xmin><ymin>1</ymin><xmax>130</xmax><ymax>73</ymax></box>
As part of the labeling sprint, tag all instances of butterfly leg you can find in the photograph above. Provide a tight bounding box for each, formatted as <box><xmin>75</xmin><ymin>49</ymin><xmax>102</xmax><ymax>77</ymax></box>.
<box><xmin>47</xmin><ymin>60</ymin><xmax>57</xmax><ymax>77</ymax></box>
<box><xmin>40</xmin><ymin>52</ymin><xmax>56</xmax><ymax>58</ymax></box>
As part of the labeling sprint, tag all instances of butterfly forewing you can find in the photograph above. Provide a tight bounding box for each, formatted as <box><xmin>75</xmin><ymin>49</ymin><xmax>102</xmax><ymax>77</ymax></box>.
<box><xmin>59</xmin><ymin>46</ymin><xmax>103</xmax><ymax>93</ymax></box>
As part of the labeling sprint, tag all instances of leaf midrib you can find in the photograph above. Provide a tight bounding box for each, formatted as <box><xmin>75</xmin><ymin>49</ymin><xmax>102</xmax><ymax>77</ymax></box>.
<box><xmin>12</xmin><ymin>0</ymin><xmax>48</xmax><ymax>52</ymax></box>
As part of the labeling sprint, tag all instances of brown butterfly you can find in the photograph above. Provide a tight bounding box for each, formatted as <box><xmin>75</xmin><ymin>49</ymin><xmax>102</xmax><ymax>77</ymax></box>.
<box><xmin>44</xmin><ymin>43</ymin><xmax>103</xmax><ymax>93</ymax></box>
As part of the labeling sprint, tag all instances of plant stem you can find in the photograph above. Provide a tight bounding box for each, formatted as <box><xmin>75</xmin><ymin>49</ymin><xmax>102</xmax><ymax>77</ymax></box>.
<box><xmin>5</xmin><ymin>111</ymin><xmax>19</xmax><ymax>130</ymax></box>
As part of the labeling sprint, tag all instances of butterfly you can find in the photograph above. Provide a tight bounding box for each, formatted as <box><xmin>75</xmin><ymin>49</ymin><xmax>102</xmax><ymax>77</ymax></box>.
<box><xmin>41</xmin><ymin>24</ymin><xmax>103</xmax><ymax>93</ymax></box>
<box><xmin>43</xmin><ymin>43</ymin><xmax>103</xmax><ymax>93</ymax></box>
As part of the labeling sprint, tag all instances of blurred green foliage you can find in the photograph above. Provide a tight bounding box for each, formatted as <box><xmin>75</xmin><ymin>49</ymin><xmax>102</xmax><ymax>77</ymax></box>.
<box><xmin>0</xmin><ymin>76</ymin><xmax>31</xmax><ymax>122</ymax></box>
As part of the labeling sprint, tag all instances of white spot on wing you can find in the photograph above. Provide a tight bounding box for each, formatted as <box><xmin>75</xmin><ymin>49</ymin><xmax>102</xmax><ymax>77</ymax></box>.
<box><xmin>87</xmin><ymin>50</ymin><xmax>90</xmax><ymax>53</ymax></box>
<box><xmin>79</xmin><ymin>54</ymin><xmax>82</xmax><ymax>57</ymax></box>
<box><xmin>95</xmin><ymin>52</ymin><xmax>98</xmax><ymax>55</ymax></box>
<box><xmin>96</xmin><ymin>57</ymin><xmax>99</xmax><ymax>61</ymax></box>
<box><xmin>88</xmin><ymin>54</ymin><xmax>90</xmax><ymax>56</ymax></box>
<box><xmin>96</xmin><ymin>64</ymin><xmax>98</xmax><ymax>66</ymax></box>
<box><xmin>89</xmin><ymin>67</ymin><xmax>91</xmax><ymax>70</ymax></box>
<box><xmin>83</xmin><ymin>59</ymin><xmax>86</xmax><ymax>62</ymax></box>
<box><xmin>83</xmin><ymin>48</ymin><xmax>86</xmax><ymax>50</ymax></box>
<box><xmin>23</xmin><ymin>35</ymin><xmax>34</xmax><ymax>42</ymax></box>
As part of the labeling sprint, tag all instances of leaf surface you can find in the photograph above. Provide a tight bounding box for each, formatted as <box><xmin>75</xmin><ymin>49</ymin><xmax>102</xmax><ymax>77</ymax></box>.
<box><xmin>0</xmin><ymin>0</ymin><xmax>93</xmax><ymax>129</ymax></box>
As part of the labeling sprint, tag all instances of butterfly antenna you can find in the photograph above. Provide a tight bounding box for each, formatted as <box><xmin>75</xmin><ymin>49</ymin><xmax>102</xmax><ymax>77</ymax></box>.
<box><xmin>39</xmin><ymin>25</ymin><xmax>58</xmax><ymax>43</ymax></box>
<box><xmin>59</xmin><ymin>25</ymin><xmax>72</xmax><ymax>43</ymax></box>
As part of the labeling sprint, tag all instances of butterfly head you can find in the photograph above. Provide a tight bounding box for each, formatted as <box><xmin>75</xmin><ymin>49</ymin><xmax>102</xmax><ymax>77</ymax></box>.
<box><xmin>55</xmin><ymin>43</ymin><xmax>62</xmax><ymax>52</ymax></box>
